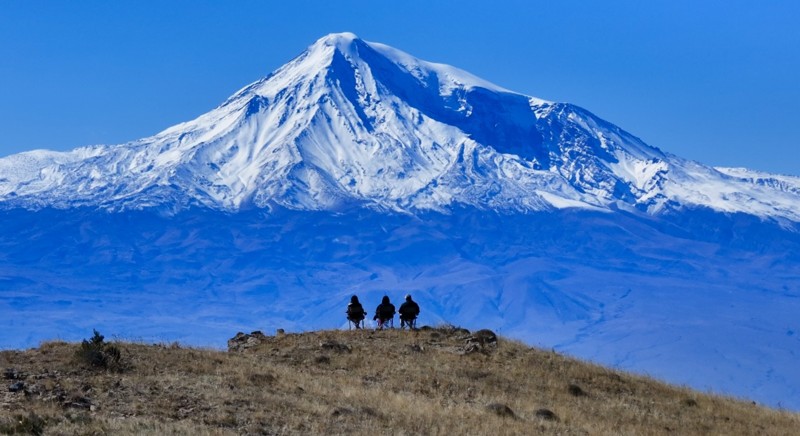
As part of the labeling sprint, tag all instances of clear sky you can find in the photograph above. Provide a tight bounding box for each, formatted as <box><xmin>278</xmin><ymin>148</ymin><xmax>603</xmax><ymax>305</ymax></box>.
<box><xmin>1</xmin><ymin>1</ymin><xmax>798</xmax><ymax>175</ymax></box>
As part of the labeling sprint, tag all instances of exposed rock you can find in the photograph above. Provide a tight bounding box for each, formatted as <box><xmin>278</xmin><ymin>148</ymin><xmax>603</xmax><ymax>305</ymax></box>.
<box><xmin>471</xmin><ymin>329</ymin><xmax>498</xmax><ymax>345</ymax></box>
<box><xmin>248</xmin><ymin>373</ymin><xmax>276</xmax><ymax>386</ymax></box>
<box><xmin>568</xmin><ymin>384</ymin><xmax>586</xmax><ymax>397</ymax></box>
<box><xmin>227</xmin><ymin>331</ymin><xmax>269</xmax><ymax>352</ymax></box>
<box><xmin>535</xmin><ymin>408</ymin><xmax>558</xmax><ymax>421</ymax></box>
<box><xmin>4</xmin><ymin>368</ymin><xmax>23</xmax><ymax>380</ymax></box>
<box><xmin>360</xmin><ymin>406</ymin><xmax>379</xmax><ymax>417</ymax></box>
<box><xmin>64</xmin><ymin>395</ymin><xmax>92</xmax><ymax>410</ymax></box>
<box><xmin>331</xmin><ymin>407</ymin><xmax>353</xmax><ymax>417</ymax></box>
<box><xmin>8</xmin><ymin>381</ymin><xmax>24</xmax><ymax>393</ymax></box>
<box><xmin>320</xmin><ymin>341</ymin><xmax>351</xmax><ymax>353</ymax></box>
<box><xmin>454</xmin><ymin>328</ymin><xmax>472</xmax><ymax>337</ymax></box>
<box><xmin>463</xmin><ymin>370</ymin><xmax>490</xmax><ymax>380</ymax></box>
<box><xmin>458</xmin><ymin>329</ymin><xmax>499</xmax><ymax>355</ymax></box>
<box><xmin>458</xmin><ymin>343</ymin><xmax>483</xmax><ymax>355</ymax></box>
<box><xmin>406</xmin><ymin>344</ymin><xmax>424</xmax><ymax>353</ymax></box>
<box><xmin>437</xmin><ymin>325</ymin><xmax>471</xmax><ymax>337</ymax></box>
<box><xmin>486</xmin><ymin>402</ymin><xmax>515</xmax><ymax>418</ymax></box>
<box><xmin>23</xmin><ymin>382</ymin><xmax>42</xmax><ymax>396</ymax></box>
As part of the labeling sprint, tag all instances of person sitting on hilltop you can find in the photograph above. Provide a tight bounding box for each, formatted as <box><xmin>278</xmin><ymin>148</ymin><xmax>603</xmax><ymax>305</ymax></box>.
<box><xmin>398</xmin><ymin>294</ymin><xmax>420</xmax><ymax>329</ymax></box>
<box><xmin>346</xmin><ymin>295</ymin><xmax>366</xmax><ymax>329</ymax></box>
<box><xmin>373</xmin><ymin>295</ymin><xmax>396</xmax><ymax>329</ymax></box>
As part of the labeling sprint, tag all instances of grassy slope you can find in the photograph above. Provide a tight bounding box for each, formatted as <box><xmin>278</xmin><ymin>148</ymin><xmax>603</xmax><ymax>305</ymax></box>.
<box><xmin>1</xmin><ymin>327</ymin><xmax>798</xmax><ymax>435</ymax></box>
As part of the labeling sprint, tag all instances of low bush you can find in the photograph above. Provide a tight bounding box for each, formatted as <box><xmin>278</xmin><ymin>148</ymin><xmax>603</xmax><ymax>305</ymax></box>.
<box><xmin>75</xmin><ymin>330</ymin><xmax>123</xmax><ymax>371</ymax></box>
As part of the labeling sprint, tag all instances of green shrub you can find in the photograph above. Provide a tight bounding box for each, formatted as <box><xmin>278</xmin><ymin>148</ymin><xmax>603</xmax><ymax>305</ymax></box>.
<box><xmin>75</xmin><ymin>330</ymin><xmax>123</xmax><ymax>371</ymax></box>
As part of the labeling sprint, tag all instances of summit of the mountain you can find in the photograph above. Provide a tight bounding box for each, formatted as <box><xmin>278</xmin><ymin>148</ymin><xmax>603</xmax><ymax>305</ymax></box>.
<box><xmin>0</xmin><ymin>33</ymin><xmax>798</xmax><ymax>222</ymax></box>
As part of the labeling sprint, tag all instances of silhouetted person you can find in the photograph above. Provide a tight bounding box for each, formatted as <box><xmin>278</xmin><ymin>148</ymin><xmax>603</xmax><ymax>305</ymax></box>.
<box><xmin>373</xmin><ymin>295</ymin><xmax>395</xmax><ymax>329</ymax></box>
<box><xmin>399</xmin><ymin>294</ymin><xmax>420</xmax><ymax>329</ymax></box>
<box><xmin>346</xmin><ymin>295</ymin><xmax>366</xmax><ymax>329</ymax></box>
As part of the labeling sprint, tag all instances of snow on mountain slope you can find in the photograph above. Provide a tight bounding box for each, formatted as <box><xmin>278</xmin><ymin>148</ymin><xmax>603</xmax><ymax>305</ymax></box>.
<box><xmin>716</xmin><ymin>166</ymin><xmax>800</xmax><ymax>195</ymax></box>
<box><xmin>0</xmin><ymin>32</ymin><xmax>798</xmax><ymax>221</ymax></box>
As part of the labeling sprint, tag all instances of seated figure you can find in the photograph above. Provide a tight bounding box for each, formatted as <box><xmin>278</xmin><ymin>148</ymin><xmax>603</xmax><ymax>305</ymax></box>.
<box><xmin>346</xmin><ymin>295</ymin><xmax>366</xmax><ymax>329</ymax></box>
<box><xmin>373</xmin><ymin>295</ymin><xmax>396</xmax><ymax>329</ymax></box>
<box><xmin>398</xmin><ymin>294</ymin><xmax>420</xmax><ymax>329</ymax></box>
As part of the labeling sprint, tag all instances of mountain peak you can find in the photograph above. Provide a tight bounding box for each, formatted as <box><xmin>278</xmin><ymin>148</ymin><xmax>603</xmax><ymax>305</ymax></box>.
<box><xmin>304</xmin><ymin>32</ymin><xmax>368</xmax><ymax>62</ymax></box>
<box><xmin>313</xmin><ymin>31</ymin><xmax>361</xmax><ymax>49</ymax></box>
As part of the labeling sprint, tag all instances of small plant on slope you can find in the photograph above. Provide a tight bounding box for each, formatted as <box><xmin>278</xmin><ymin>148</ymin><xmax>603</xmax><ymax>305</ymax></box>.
<box><xmin>75</xmin><ymin>329</ymin><xmax>123</xmax><ymax>371</ymax></box>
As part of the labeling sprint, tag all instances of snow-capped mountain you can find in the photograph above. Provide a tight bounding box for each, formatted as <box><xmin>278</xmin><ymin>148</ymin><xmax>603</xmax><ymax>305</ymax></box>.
<box><xmin>1</xmin><ymin>33</ymin><xmax>799</xmax><ymax>410</ymax></box>
<box><xmin>1</xmin><ymin>32</ymin><xmax>798</xmax><ymax>221</ymax></box>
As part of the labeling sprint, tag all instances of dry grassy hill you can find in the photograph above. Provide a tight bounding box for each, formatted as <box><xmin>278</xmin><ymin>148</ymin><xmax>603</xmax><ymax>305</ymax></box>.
<box><xmin>1</xmin><ymin>326</ymin><xmax>798</xmax><ymax>435</ymax></box>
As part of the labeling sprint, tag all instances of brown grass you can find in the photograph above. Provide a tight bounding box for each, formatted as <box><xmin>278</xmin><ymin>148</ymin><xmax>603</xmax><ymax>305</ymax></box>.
<box><xmin>1</xmin><ymin>326</ymin><xmax>798</xmax><ymax>435</ymax></box>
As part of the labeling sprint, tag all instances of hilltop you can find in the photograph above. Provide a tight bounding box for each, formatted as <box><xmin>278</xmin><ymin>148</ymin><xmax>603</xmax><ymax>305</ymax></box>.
<box><xmin>2</xmin><ymin>327</ymin><xmax>798</xmax><ymax>435</ymax></box>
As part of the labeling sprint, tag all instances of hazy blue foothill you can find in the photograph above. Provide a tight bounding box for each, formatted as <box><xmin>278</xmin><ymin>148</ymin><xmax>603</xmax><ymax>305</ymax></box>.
<box><xmin>0</xmin><ymin>33</ymin><xmax>799</xmax><ymax>410</ymax></box>
<box><xmin>1</xmin><ymin>206</ymin><xmax>799</xmax><ymax>409</ymax></box>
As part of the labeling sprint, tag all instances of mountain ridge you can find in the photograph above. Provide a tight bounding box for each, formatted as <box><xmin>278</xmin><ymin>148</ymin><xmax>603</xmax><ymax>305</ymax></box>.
<box><xmin>0</xmin><ymin>32</ymin><xmax>798</xmax><ymax>222</ymax></box>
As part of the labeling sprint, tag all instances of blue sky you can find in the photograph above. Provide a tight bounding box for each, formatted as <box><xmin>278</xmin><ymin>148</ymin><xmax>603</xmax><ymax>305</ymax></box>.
<box><xmin>1</xmin><ymin>1</ymin><xmax>798</xmax><ymax>175</ymax></box>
